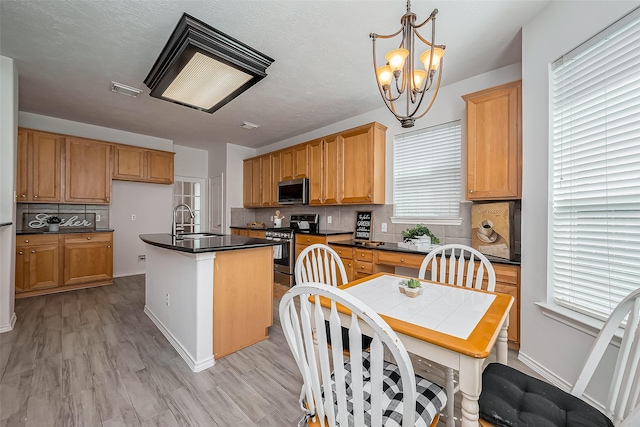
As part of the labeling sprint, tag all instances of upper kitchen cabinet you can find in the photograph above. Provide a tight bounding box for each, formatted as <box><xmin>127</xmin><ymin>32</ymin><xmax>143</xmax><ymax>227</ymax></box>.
<box><xmin>260</xmin><ymin>154</ymin><xmax>272</xmax><ymax>207</ymax></box>
<box><xmin>65</xmin><ymin>138</ymin><xmax>112</xmax><ymax>204</ymax></box>
<box><xmin>308</xmin><ymin>139</ymin><xmax>324</xmax><ymax>205</ymax></box>
<box><xmin>112</xmin><ymin>144</ymin><xmax>174</xmax><ymax>184</ymax></box>
<box><xmin>339</xmin><ymin>122</ymin><xmax>386</xmax><ymax>204</ymax></box>
<box><xmin>463</xmin><ymin>80</ymin><xmax>522</xmax><ymax>200</ymax></box>
<box><xmin>280</xmin><ymin>143</ymin><xmax>309</xmax><ymax>180</ymax></box>
<box><xmin>16</xmin><ymin>129</ymin><xmax>63</xmax><ymax>203</ymax></box>
<box><xmin>243</xmin><ymin>158</ymin><xmax>262</xmax><ymax>208</ymax></box>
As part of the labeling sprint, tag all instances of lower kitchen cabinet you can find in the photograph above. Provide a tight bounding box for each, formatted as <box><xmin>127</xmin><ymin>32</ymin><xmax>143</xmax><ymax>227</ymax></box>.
<box><xmin>230</xmin><ymin>228</ymin><xmax>249</xmax><ymax>236</ymax></box>
<box><xmin>15</xmin><ymin>234</ymin><xmax>61</xmax><ymax>293</ymax></box>
<box><xmin>63</xmin><ymin>233</ymin><xmax>113</xmax><ymax>286</ymax></box>
<box><xmin>294</xmin><ymin>234</ymin><xmax>352</xmax><ymax>261</ymax></box>
<box><xmin>15</xmin><ymin>232</ymin><xmax>113</xmax><ymax>298</ymax></box>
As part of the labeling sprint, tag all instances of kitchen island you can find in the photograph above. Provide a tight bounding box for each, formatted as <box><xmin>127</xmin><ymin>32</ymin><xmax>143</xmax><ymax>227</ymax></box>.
<box><xmin>139</xmin><ymin>233</ymin><xmax>280</xmax><ymax>372</ymax></box>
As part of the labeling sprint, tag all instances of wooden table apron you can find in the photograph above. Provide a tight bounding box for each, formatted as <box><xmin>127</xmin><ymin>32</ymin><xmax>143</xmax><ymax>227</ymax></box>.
<box><xmin>311</xmin><ymin>272</ymin><xmax>514</xmax><ymax>427</ymax></box>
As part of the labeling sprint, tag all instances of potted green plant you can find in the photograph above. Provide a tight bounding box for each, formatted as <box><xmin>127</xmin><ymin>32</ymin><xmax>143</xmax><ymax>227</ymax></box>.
<box><xmin>401</xmin><ymin>224</ymin><xmax>440</xmax><ymax>244</ymax></box>
<box><xmin>47</xmin><ymin>215</ymin><xmax>61</xmax><ymax>232</ymax></box>
<box><xmin>398</xmin><ymin>278</ymin><xmax>423</xmax><ymax>297</ymax></box>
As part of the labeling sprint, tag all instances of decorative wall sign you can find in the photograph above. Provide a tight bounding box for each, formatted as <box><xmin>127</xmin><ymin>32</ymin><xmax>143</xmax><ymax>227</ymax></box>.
<box><xmin>24</xmin><ymin>213</ymin><xmax>96</xmax><ymax>231</ymax></box>
<box><xmin>355</xmin><ymin>211</ymin><xmax>373</xmax><ymax>241</ymax></box>
<box><xmin>471</xmin><ymin>202</ymin><xmax>515</xmax><ymax>260</ymax></box>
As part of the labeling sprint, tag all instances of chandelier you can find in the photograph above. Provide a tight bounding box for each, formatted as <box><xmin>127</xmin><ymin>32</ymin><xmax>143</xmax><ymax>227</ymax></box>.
<box><xmin>370</xmin><ymin>1</ymin><xmax>445</xmax><ymax>128</ymax></box>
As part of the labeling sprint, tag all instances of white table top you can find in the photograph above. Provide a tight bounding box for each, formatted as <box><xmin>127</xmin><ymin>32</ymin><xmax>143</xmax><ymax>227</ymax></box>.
<box><xmin>344</xmin><ymin>274</ymin><xmax>496</xmax><ymax>340</ymax></box>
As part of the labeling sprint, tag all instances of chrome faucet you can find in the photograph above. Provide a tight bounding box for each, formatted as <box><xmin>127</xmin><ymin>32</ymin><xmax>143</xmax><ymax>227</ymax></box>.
<box><xmin>172</xmin><ymin>203</ymin><xmax>195</xmax><ymax>236</ymax></box>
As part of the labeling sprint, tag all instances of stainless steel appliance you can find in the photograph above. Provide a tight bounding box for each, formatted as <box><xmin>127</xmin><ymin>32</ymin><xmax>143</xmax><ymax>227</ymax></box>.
<box><xmin>290</xmin><ymin>213</ymin><xmax>319</xmax><ymax>233</ymax></box>
<box><xmin>265</xmin><ymin>227</ymin><xmax>295</xmax><ymax>287</ymax></box>
<box><xmin>277</xmin><ymin>178</ymin><xmax>309</xmax><ymax>205</ymax></box>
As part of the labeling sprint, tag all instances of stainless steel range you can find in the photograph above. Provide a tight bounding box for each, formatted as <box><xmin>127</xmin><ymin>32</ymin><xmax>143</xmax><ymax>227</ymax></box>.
<box><xmin>265</xmin><ymin>227</ymin><xmax>295</xmax><ymax>287</ymax></box>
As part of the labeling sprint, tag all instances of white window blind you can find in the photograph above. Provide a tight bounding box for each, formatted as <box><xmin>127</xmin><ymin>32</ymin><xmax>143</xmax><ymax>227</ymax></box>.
<box><xmin>550</xmin><ymin>9</ymin><xmax>640</xmax><ymax>322</ymax></box>
<box><xmin>393</xmin><ymin>120</ymin><xmax>461</xmax><ymax>220</ymax></box>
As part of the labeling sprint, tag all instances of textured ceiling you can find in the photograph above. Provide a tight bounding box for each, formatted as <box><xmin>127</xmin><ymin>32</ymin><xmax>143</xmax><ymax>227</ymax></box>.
<box><xmin>0</xmin><ymin>0</ymin><xmax>549</xmax><ymax>150</ymax></box>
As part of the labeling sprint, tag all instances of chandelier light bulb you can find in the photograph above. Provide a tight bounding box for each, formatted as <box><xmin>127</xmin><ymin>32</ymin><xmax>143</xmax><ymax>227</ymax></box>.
<box><xmin>385</xmin><ymin>49</ymin><xmax>409</xmax><ymax>72</ymax></box>
<box><xmin>376</xmin><ymin>65</ymin><xmax>394</xmax><ymax>86</ymax></box>
<box><xmin>420</xmin><ymin>47</ymin><xmax>445</xmax><ymax>71</ymax></box>
<box><xmin>412</xmin><ymin>70</ymin><xmax>427</xmax><ymax>89</ymax></box>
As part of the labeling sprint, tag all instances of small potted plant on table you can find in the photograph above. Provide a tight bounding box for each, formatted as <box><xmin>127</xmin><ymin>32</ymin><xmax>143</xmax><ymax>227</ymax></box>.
<box><xmin>47</xmin><ymin>215</ymin><xmax>61</xmax><ymax>232</ymax></box>
<box><xmin>399</xmin><ymin>278</ymin><xmax>423</xmax><ymax>297</ymax></box>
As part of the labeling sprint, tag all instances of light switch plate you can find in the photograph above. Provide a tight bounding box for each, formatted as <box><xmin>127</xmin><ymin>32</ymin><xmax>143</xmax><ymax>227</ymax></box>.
<box><xmin>381</xmin><ymin>222</ymin><xmax>387</xmax><ymax>232</ymax></box>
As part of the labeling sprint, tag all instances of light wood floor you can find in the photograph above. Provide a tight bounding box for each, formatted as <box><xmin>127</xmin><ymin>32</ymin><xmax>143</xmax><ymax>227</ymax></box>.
<box><xmin>1</xmin><ymin>275</ymin><xmax>539</xmax><ymax>426</ymax></box>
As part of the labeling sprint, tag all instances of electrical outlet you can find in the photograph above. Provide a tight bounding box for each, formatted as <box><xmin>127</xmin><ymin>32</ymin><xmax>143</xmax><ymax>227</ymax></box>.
<box><xmin>270</xmin><ymin>215</ymin><xmax>274</xmax><ymax>221</ymax></box>
<box><xmin>96</xmin><ymin>214</ymin><xmax>101</xmax><ymax>222</ymax></box>
<box><xmin>327</xmin><ymin>216</ymin><xmax>332</xmax><ymax>224</ymax></box>
<box><xmin>381</xmin><ymin>222</ymin><xmax>388</xmax><ymax>232</ymax></box>
<box><xmin>131</xmin><ymin>214</ymin><xmax>136</xmax><ymax>221</ymax></box>
<box><xmin>165</xmin><ymin>293</ymin><xmax>170</xmax><ymax>306</ymax></box>
<box><xmin>138</xmin><ymin>255</ymin><xmax>146</xmax><ymax>262</ymax></box>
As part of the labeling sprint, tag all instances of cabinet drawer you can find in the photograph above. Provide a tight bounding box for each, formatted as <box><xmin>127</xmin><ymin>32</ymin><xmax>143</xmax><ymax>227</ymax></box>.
<box><xmin>63</xmin><ymin>232</ymin><xmax>112</xmax><ymax>244</ymax></box>
<box><xmin>331</xmin><ymin>246</ymin><xmax>353</xmax><ymax>259</ymax></box>
<box><xmin>374</xmin><ymin>250</ymin><xmax>425</xmax><ymax>269</ymax></box>
<box><xmin>297</xmin><ymin>234</ymin><xmax>325</xmax><ymax>245</ymax></box>
<box><xmin>355</xmin><ymin>260</ymin><xmax>373</xmax><ymax>274</ymax></box>
<box><xmin>247</xmin><ymin>230</ymin><xmax>265</xmax><ymax>238</ymax></box>
<box><xmin>354</xmin><ymin>248</ymin><xmax>373</xmax><ymax>262</ymax></box>
<box><xmin>16</xmin><ymin>234</ymin><xmax>59</xmax><ymax>247</ymax></box>
<box><xmin>493</xmin><ymin>264</ymin><xmax>519</xmax><ymax>285</ymax></box>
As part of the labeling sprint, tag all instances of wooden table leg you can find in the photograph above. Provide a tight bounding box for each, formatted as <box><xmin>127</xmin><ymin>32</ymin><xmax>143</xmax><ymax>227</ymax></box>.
<box><xmin>497</xmin><ymin>316</ymin><xmax>509</xmax><ymax>365</ymax></box>
<box><xmin>459</xmin><ymin>357</ymin><xmax>483</xmax><ymax>427</ymax></box>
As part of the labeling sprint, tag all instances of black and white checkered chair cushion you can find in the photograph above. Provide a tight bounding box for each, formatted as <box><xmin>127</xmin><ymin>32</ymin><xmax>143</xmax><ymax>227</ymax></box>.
<box><xmin>326</xmin><ymin>353</ymin><xmax>447</xmax><ymax>426</ymax></box>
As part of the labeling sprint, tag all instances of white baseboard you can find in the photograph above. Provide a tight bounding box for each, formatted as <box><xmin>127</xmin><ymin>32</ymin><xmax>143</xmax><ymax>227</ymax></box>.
<box><xmin>143</xmin><ymin>306</ymin><xmax>215</xmax><ymax>372</ymax></box>
<box><xmin>517</xmin><ymin>351</ymin><xmax>604</xmax><ymax>413</ymax></box>
<box><xmin>113</xmin><ymin>271</ymin><xmax>145</xmax><ymax>278</ymax></box>
<box><xmin>0</xmin><ymin>312</ymin><xmax>17</xmax><ymax>333</ymax></box>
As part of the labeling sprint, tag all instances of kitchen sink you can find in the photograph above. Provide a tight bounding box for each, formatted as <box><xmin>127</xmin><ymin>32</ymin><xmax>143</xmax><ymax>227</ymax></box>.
<box><xmin>176</xmin><ymin>233</ymin><xmax>223</xmax><ymax>239</ymax></box>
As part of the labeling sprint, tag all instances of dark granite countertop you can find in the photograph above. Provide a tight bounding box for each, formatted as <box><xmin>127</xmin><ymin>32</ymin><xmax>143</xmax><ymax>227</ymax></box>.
<box><xmin>139</xmin><ymin>233</ymin><xmax>281</xmax><ymax>253</ymax></box>
<box><xmin>0</xmin><ymin>222</ymin><xmax>12</xmax><ymax>227</ymax></box>
<box><xmin>329</xmin><ymin>239</ymin><xmax>521</xmax><ymax>266</ymax></box>
<box><xmin>230</xmin><ymin>225</ymin><xmax>352</xmax><ymax>237</ymax></box>
<box><xmin>17</xmin><ymin>229</ymin><xmax>114</xmax><ymax>235</ymax></box>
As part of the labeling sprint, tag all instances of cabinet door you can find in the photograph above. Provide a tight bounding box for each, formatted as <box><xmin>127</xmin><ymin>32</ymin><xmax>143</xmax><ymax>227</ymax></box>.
<box><xmin>112</xmin><ymin>145</ymin><xmax>146</xmax><ymax>181</ymax></box>
<box><xmin>243</xmin><ymin>160</ymin><xmax>252</xmax><ymax>207</ymax></box>
<box><xmin>147</xmin><ymin>150</ymin><xmax>175</xmax><ymax>184</ymax></box>
<box><xmin>65</xmin><ymin>138</ymin><xmax>111</xmax><ymax>203</ymax></box>
<box><xmin>64</xmin><ymin>236</ymin><xmax>113</xmax><ymax>286</ymax></box>
<box><xmin>31</xmin><ymin>132</ymin><xmax>62</xmax><ymax>202</ymax></box>
<box><xmin>16</xmin><ymin>129</ymin><xmax>29</xmax><ymax>202</ymax></box>
<box><xmin>280</xmin><ymin>149</ymin><xmax>294</xmax><ymax>180</ymax></box>
<box><xmin>260</xmin><ymin>155</ymin><xmax>272</xmax><ymax>207</ymax></box>
<box><xmin>340</xmin><ymin>257</ymin><xmax>354</xmax><ymax>284</ymax></box>
<box><xmin>495</xmin><ymin>282</ymin><xmax>519</xmax><ymax>346</ymax></box>
<box><xmin>307</xmin><ymin>139</ymin><xmax>323</xmax><ymax>205</ymax></box>
<box><xmin>340</xmin><ymin>126</ymin><xmax>373</xmax><ymax>203</ymax></box>
<box><xmin>464</xmin><ymin>81</ymin><xmax>521</xmax><ymax>200</ymax></box>
<box><xmin>15</xmin><ymin>248</ymin><xmax>28</xmax><ymax>293</ymax></box>
<box><xmin>28</xmin><ymin>244</ymin><xmax>60</xmax><ymax>290</ymax></box>
<box><xmin>270</xmin><ymin>152</ymin><xmax>281</xmax><ymax>206</ymax></box>
<box><xmin>293</xmin><ymin>144</ymin><xmax>309</xmax><ymax>178</ymax></box>
<box><xmin>323</xmin><ymin>135</ymin><xmax>342</xmax><ymax>204</ymax></box>
<box><xmin>251</xmin><ymin>158</ymin><xmax>261</xmax><ymax>207</ymax></box>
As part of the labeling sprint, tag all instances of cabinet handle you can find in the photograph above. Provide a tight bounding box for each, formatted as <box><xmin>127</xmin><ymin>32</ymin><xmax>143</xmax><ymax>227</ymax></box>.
<box><xmin>306</xmin><ymin>238</ymin><xmax>310</xmax><ymax>242</ymax></box>
<box><xmin>107</xmin><ymin>245</ymin><xmax>111</xmax><ymax>248</ymax></box>
<box><xmin>34</xmin><ymin>195</ymin><xmax>38</xmax><ymax>199</ymax></box>
<box><xmin>361</xmin><ymin>253</ymin><xmax>365</xmax><ymax>257</ymax></box>
<box><xmin>469</xmin><ymin>189</ymin><xmax>474</xmax><ymax>193</ymax></box>
<box><xmin>31</xmin><ymin>250</ymin><xmax>35</xmax><ymax>254</ymax></box>
<box><xmin>18</xmin><ymin>251</ymin><xmax>23</xmax><ymax>255</ymax></box>
<box><xmin>87</xmin><ymin>236</ymin><xmax>91</xmax><ymax>240</ymax></box>
<box><xmin>348</xmin><ymin>263</ymin><xmax>352</xmax><ymax>267</ymax></box>
<box><xmin>360</xmin><ymin>265</ymin><xmax>365</xmax><ymax>269</ymax></box>
<box><xmin>367</xmin><ymin>194</ymin><xmax>372</xmax><ymax>200</ymax></box>
<box><xmin>21</xmin><ymin>194</ymin><xmax>26</xmax><ymax>198</ymax></box>
<box><xmin>400</xmin><ymin>258</ymin><xmax>405</xmax><ymax>263</ymax></box>
<box><xmin>24</xmin><ymin>239</ymin><xmax>29</xmax><ymax>243</ymax></box>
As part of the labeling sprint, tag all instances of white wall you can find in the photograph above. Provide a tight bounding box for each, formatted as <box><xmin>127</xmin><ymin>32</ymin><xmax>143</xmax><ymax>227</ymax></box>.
<box><xmin>18</xmin><ymin>113</ymin><xmax>175</xmax><ymax>277</ymax></box>
<box><xmin>520</xmin><ymin>0</ymin><xmax>638</xmax><ymax>407</ymax></box>
<box><xmin>0</xmin><ymin>56</ymin><xmax>18</xmax><ymax>332</ymax></box>
<box><xmin>174</xmin><ymin>144</ymin><xmax>208</xmax><ymax>178</ymax></box>
<box><xmin>225</xmin><ymin>143</ymin><xmax>255</xmax><ymax>231</ymax></box>
<box><xmin>257</xmin><ymin>63</ymin><xmax>522</xmax><ymax>201</ymax></box>
<box><xmin>111</xmin><ymin>181</ymin><xmax>172</xmax><ymax>276</ymax></box>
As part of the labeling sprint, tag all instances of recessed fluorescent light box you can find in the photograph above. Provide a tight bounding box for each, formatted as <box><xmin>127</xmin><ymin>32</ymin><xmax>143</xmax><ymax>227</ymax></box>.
<box><xmin>144</xmin><ymin>13</ymin><xmax>274</xmax><ymax>113</ymax></box>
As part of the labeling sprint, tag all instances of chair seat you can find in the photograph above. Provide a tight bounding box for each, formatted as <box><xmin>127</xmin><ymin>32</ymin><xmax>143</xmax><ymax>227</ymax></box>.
<box><xmin>326</xmin><ymin>353</ymin><xmax>447</xmax><ymax>426</ymax></box>
<box><xmin>324</xmin><ymin>321</ymin><xmax>374</xmax><ymax>352</ymax></box>
<box><xmin>479</xmin><ymin>363</ymin><xmax>614</xmax><ymax>427</ymax></box>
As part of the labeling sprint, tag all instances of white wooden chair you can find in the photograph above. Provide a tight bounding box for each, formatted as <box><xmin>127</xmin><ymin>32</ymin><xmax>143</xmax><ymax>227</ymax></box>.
<box><xmin>295</xmin><ymin>244</ymin><xmax>347</xmax><ymax>287</ymax></box>
<box><xmin>279</xmin><ymin>282</ymin><xmax>447</xmax><ymax>427</ymax></box>
<box><xmin>419</xmin><ymin>244</ymin><xmax>497</xmax><ymax>427</ymax></box>
<box><xmin>479</xmin><ymin>287</ymin><xmax>640</xmax><ymax>427</ymax></box>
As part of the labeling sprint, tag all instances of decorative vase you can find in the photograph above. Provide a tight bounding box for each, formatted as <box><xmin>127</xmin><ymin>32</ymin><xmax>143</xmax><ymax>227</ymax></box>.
<box><xmin>48</xmin><ymin>224</ymin><xmax>59</xmax><ymax>232</ymax></box>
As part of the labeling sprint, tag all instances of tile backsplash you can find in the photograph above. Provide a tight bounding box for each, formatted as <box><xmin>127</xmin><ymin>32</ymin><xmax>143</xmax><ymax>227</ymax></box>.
<box><xmin>16</xmin><ymin>204</ymin><xmax>110</xmax><ymax>231</ymax></box>
<box><xmin>231</xmin><ymin>202</ymin><xmax>522</xmax><ymax>255</ymax></box>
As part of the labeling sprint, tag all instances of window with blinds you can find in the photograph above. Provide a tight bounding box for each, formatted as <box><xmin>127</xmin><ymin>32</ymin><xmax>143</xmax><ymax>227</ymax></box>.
<box><xmin>393</xmin><ymin>120</ymin><xmax>461</xmax><ymax>221</ymax></box>
<box><xmin>550</xmin><ymin>9</ymin><xmax>640</xmax><ymax>322</ymax></box>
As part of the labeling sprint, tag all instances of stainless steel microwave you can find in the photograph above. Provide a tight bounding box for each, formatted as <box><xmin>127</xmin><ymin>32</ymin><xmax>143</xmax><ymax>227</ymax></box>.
<box><xmin>277</xmin><ymin>178</ymin><xmax>309</xmax><ymax>205</ymax></box>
